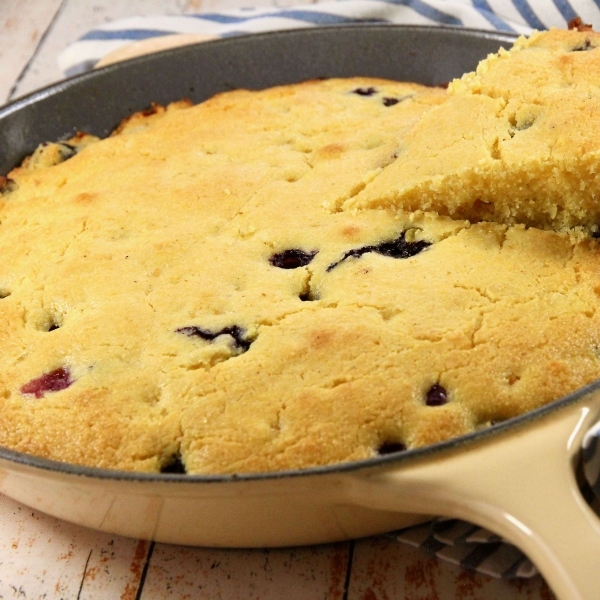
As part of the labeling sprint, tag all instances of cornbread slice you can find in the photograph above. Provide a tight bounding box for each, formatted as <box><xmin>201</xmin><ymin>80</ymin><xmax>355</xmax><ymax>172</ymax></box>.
<box><xmin>346</xmin><ymin>29</ymin><xmax>600</xmax><ymax>232</ymax></box>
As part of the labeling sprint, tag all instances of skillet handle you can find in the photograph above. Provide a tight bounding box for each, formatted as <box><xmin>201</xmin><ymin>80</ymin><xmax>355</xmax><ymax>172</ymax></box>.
<box><xmin>361</xmin><ymin>394</ymin><xmax>600</xmax><ymax>600</ymax></box>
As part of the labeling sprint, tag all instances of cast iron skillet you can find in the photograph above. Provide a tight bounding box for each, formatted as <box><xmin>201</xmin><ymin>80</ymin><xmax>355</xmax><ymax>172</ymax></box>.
<box><xmin>1</xmin><ymin>26</ymin><xmax>600</xmax><ymax>600</ymax></box>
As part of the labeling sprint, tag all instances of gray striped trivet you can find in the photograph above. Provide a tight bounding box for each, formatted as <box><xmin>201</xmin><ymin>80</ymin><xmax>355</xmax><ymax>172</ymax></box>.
<box><xmin>389</xmin><ymin>518</ymin><xmax>538</xmax><ymax>579</ymax></box>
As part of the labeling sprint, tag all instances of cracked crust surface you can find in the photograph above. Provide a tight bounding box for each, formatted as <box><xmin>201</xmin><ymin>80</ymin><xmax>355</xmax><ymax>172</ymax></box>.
<box><xmin>348</xmin><ymin>29</ymin><xmax>600</xmax><ymax>232</ymax></box>
<box><xmin>2</xmin><ymin>72</ymin><xmax>600</xmax><ymax>474</ymax></box>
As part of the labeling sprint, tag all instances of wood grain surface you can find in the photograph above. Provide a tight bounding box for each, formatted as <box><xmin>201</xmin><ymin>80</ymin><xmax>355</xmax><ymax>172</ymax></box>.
<box><xmin>0</xmin><ymin>1</ymin><xmax>556</xmax><ymax>598</ymax></box>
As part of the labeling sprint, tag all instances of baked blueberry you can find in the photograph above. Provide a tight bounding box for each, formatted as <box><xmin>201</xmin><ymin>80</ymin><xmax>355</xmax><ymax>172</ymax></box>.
<box><xmin>327</xmin><ymin>232</ymin><xmax>431</xmax><ymax>271</ymax></box>
<box><xmin>384</xmin><ymin>95</ymin><xmax>412</xmax><ymax>107</ymax></box>
<box><xmin>270</xmin><ymin>249</ymin><xmax>317</xmax><ymax>269</ymax></box>
<box><xmin>353</xmin><ymin>87</ymin><xmax>377</xmax><ymax>96</ymax></box>
<box><xmin>426</xmin><ymin>383</ymin><xmax>448</xmax><ymax>406</ymax></box>
<box><xmin>20</xmin><ymin>367</ymin><xmax>73</xmax><ymax>398</ymax></box>
<box><xmin>176</xmin><ymin>325</ymin><xmax>253</xmax><ymax>352</ymax></box>
<box><xmin>161</xmin><ymin>453</ymin><xmax>187</xmax><ymax>474</ymax></box>
<box><xmin>377</xmin><ymin>441</ymin><xmax>407</xmax><ymax>455</ymax></box>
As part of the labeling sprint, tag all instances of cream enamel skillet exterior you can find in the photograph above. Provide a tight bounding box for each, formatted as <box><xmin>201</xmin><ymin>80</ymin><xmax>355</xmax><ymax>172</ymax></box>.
<box><xmin>1</xmin><ymin>26</ymin><xmax>600</xmax><ymax>600</ymax></box>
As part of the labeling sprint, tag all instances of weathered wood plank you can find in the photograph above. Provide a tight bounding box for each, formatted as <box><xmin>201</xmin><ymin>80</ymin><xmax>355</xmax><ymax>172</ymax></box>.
<box><xmin>138</xmin><ymin>541</ymin><xmax>351</xmax><ymax>599</ymax></box>
<box><xmin>0</xmin><ymin>494</ymin><xmax>151</xmax><ymax>599</ymax></box>
<box><xmin>9</xmin><ymin>0</ymin><xmax>188</xmax><ymax>100</ymax></box>
<box><xmin>7</xmin><ymin>0</ymin><xmax>336</xmax><ymax>101</ymax></box>
<box><xmin>0</xmin><ymin>0</ymin><xmax>63</xmax><ymax>105</ymax></box>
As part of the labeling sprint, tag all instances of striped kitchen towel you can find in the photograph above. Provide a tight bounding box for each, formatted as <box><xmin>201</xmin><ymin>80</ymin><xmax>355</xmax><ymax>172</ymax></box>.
<box><xmin>58</xmin><ymin>0</ymin><xmax>600</xmax><ymax>76</ymax></box>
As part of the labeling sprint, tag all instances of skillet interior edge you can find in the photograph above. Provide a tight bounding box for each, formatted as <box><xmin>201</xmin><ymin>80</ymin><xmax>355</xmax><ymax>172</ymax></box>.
<box><xmin>0</xmin><ymin>25</ymin><xmax>516</xmax><ymax>173</ymax></box>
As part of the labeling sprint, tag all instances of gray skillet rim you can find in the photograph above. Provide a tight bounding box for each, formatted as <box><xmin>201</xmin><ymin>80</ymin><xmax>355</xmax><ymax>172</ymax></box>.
<box><xmin>3</xmin><ymin>23</ymin><xmax>588</xmax><ymax>484</ymax></box>
<box><xmin>0</xmin><ymin>24</ymin><xmax>518</xmax><ymax>173</ymax></box>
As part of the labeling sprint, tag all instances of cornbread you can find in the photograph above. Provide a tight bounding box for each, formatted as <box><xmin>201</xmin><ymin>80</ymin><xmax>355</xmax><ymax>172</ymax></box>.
<box><xmin>2</xmin><ymin>34</ymin><xmax>600</xmax><ymax>476</ymax></box>
<box><xmin>348</xmin><ymin>28</ymin><xmax>600</xmax><ymax>232</ymax></box>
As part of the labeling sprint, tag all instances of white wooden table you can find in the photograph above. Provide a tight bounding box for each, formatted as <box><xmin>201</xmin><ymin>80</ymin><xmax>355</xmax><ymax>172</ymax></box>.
<box><xmin>0</xmin><ymin>1</ymin><xmax>557</xmax><ymax>598</ymax></box>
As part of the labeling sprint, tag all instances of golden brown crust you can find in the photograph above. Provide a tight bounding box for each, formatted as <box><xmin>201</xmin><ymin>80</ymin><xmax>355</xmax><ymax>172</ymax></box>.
<box><xmin>111</xmin><ymin>99</ymin><xmax>193</xmax><ymax>136</ymax></box>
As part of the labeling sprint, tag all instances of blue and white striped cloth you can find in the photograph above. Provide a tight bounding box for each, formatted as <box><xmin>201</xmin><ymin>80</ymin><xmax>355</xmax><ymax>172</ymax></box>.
<box><xmin>58</xmin><ymin>0</ymin><xmax>600</xmax><ymax>76</ymax></box>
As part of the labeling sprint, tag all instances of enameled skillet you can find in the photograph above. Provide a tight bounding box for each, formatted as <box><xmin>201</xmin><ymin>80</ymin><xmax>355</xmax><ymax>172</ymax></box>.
<box><xmin>1</xmin><ymin>25</ymin><xmax>600</xmax><ymax>600</ymax></box>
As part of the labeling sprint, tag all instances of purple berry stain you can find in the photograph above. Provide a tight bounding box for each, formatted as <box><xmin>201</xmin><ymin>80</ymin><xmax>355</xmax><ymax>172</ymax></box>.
<box><xmin>20</xmin><ymin>367</ymin><xmax>73</xmax><ymax>398</ymax></box>
<box><xmin>426</xmin><ymin>383</ymin><xmax>448</xmax><ymax>407</ymax></box>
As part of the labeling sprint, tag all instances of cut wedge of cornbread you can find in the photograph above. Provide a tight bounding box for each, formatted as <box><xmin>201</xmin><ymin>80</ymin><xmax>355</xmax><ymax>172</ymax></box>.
<box><xmin>346</xmin><ymin>29</ymin><xmax>600</xmax><ymax>233</ymax></box>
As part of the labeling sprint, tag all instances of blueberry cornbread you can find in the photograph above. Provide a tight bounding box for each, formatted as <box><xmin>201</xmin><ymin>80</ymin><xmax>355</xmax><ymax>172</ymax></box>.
<box><xmin>2</xmin><ymin>54</ymin><xmax>600</xmax><ymax>476</ymax></box>
<box><xmin>0</xmin><ymin>78</ymin><xmax>451</xmax><ymax>473</ymax></box>
<box><xmin>348</xmin><ymin>28</ymin><xmax>600</xmax><ymax>233</ymax></box>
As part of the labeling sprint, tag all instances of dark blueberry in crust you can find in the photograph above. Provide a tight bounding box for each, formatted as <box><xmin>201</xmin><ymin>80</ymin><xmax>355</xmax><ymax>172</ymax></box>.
<box><xmin>353</xmin><ymin>87</ymin><xmax>377</xmax><ymax>96</ymax></box>
<box><xmin>592</xmin><ymin>229</ymin><xmax>600</xmax><ymax>239</ymax></box>
<box><xmin>20</xmin><ymin>367</ymin><xmax>73</xmax><ymax>398</ymax></box>
<box><xmin>0</xmin><ymin>176</ymin><xmax>16</xmax><ymax>195</ymax></box>
<box><xmin>382</xmin><ymin>95</ymin><xmax>412</xmax><ymax>107</ymax></box>
<box><xmin>161</xmin><ymin>453</ymin><xmax>187</xmax><ymax>474</ymax></box>
<box><xmin>327</xmin><ymin>232</ymin><xmax>431</xmax><ymax>271</ymax></box>
<box><xmin>58</xmin><ymin>142</ymin><xmax>78</xmax><ymax>161</ymax></box>
<box><xmin>176</xmin><ymin>325</ymin><xmax>253</xmax><ymax>352</ymax></box>
<box><xmin>426</xmin><ymin>383</ymin><xmax>448</xmax><ymax>407</ymax></box>
<box><xmin>377</xmin><ymin>441</ymin><xmax>407</xmax><ymax>455</ymax></box>
<box><xmin>270</xmin><ymin>249</ymin><xmax>318</xmax><ymax>269</ymax></box>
